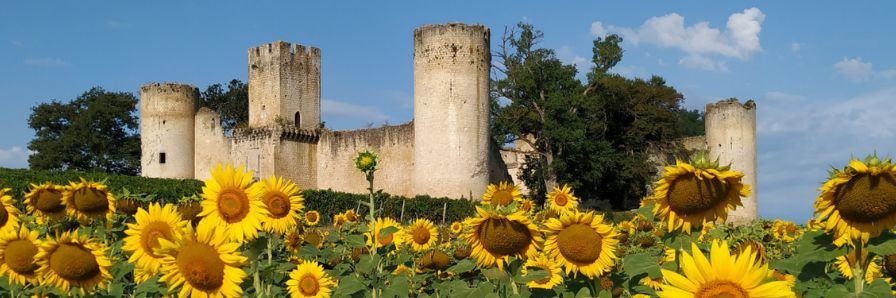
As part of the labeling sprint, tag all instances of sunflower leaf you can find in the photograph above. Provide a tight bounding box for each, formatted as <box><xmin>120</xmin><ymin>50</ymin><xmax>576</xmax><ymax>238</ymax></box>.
<box><xmin>862</xmin><ymin>278</ymin><xmax>894</xmax><ymax>298</ymax></box>
<box><xmin>380</xmin><ymin>226</ymin><xmax>400</xmax><ymax>237</ymax></box>
<box><xmin>622</xmin><ymin>252</ymin><xmax>662</xmax><ymax>280</ymax></box>
<box><xmin>446</xmin><ymin>259</ymin><xmax>476</xmax><ymax>274</ymax></box>
<box><xmin>333</xmin><ymin>275</ymin><xmax>368</xmax><ymax>296</ymax></box>
<box><xmin>866</xmin><ymin>230</ymin><xmax>896</xmax><ymax>255</ymax></box>
<box><xmin>636</xmin><ymin>202</ymin><xmax>655</xmax><ymax>221</ymax></box>
<box><xmin>823</xmin><ymin>284</ymin><xmax>853</xmax><ymax>298</ymax></box>
<box><xmin>344</xmin><ymin>234</ymin><xmax>367</xmax><ymax>248</ymax></box>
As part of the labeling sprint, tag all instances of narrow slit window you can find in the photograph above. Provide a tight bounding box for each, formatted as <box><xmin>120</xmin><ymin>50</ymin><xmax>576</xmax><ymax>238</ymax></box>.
<box><xmin>159</xmin><ymin>152</ymin><xmax>166</xmax><ymax>164</ymax></box>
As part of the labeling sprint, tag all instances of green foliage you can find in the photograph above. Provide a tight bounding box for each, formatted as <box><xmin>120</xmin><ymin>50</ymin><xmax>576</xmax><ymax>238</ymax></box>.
<box><xmin>27</xmin><ymin>87</ymin><xmax>140</xmax><ymax>175</ymax></box>
<box><xmin>200</xmin><ymin>79</ymin><xmax>248</xmax><ymax>133</ymax></box>
<box><xmin>492</xmin><ymin>23</ymin><xmax>695</xmax><ymax>209</ymax></box>
<box><xmin>0</xmin><ymin>167</ymin><xmax>200</xmax><ymax>203</ymax></box>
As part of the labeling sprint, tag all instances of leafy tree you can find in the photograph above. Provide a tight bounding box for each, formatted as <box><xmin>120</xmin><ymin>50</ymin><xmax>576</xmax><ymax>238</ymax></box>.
<box><xmin>492</xmin><ymin>23</ymin><xmax>700</xmax><ymax>209</ymax></box>
<box><xmin>28</xmin><ymin>87</ymin><xmax>140</xmax><ymax>175</ymax></box>
<box><xmin>200</xmin><ymin>79</ymin><xmax>248</xmax><ymax>133</ymax></box>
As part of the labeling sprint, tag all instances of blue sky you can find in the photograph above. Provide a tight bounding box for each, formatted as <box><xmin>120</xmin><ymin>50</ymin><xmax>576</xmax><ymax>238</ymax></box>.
<box><xmin>2</xmin><ymin>1</ymin><xmax>894</xmax><ymax>222</ymax></box>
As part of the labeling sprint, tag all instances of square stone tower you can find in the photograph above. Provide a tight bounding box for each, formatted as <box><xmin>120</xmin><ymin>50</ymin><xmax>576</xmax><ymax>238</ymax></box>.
<box><xmin>248</xmin><ymin>41</ymin><xmax>321</xmax><ymax>129</ymax></box>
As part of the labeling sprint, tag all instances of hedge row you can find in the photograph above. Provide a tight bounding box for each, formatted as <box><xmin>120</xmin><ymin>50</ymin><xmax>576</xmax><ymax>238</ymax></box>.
<box><xmin>0</xmin><ymin>168</ymin><xmax>476</xmax><ymax>224</ymax></box>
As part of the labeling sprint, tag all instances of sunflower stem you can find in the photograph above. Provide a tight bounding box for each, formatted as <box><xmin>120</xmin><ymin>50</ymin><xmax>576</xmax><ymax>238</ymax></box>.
<box><xmin>267</xmin><ymin>234</ymin><xmax>273</xmax><ymax>266</ymax></box>
<box><xmin>853</xmin><ymin>243</ymin><xmax>865</xmax><ymax>296</ymax></box>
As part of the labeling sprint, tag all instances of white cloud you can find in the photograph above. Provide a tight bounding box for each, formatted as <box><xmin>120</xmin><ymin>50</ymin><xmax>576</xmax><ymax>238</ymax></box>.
<box><xmin>590</xmin><ymin>21</ymin><xmax>606</xmax><ymax>37</ymax></box>
<box><xmin>9</xmin><ymin>40</ymin><xmax>23</xmax><ymax>47</ymax></box>
<box><xmin>321</xmin><ymin>99</ymin><xmax>389</xmax><ymax>124</ymax></box>
<box><xmin>791</xmin><ymin>43</ymin><xmax>801</xmax><ymax>53</ymax></box>
<box><xmin>596</xmin><ymin>8</ymin><xmax>765</xmax><ymax>71</ymax></box>
<box><xmin>556</xmin><ymin>46</ymin><xmax>590</xmax><ymax>75</ymax></box>
<box><xmin>834</xmin><ymin>57</ymin><xmax>873</xmax><ymax>82</ymax></box>
<box><xmin>880</xmin><ymin>69</ymin><xmax>896</xmax><ymax>79</ymax></box>
<box><xmin>24</xmin><ymin>57</ymin><xmax>68</xmax><ymax>67</ymax></box>
<box><xmin>0</xmin><ymin>146</ymin><xmax>29</xmax><ymax>169</ymax></box>
<box><xmin>764</xmin><ymin>91</ymin><xmax>804</xmax><ymax>102</ymax></box>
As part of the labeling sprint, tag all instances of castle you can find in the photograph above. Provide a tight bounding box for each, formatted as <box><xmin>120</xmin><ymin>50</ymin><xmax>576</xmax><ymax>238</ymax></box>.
<box><xmin>139</xmin><ymin>23</ymin><xmax>758</xmax><ymax>223</ymax></box>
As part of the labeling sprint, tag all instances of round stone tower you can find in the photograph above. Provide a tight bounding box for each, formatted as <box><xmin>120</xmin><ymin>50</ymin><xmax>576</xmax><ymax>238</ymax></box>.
<box><xmin>413</xmin><ymin>23</ymin><xmax>491</xmax><ymax>199</ymax></box>
<box><xmin>140</xmin><ymin>83</ymin><xmax>198</xmax><ymax>179</ymax></box>
<box><xmin>705</xmin><ymin>99</ymin><xmax>757</xmax><ymax>225</ymax></box>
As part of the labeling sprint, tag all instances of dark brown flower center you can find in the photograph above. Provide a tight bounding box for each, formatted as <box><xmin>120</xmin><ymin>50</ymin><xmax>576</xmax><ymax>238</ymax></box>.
<box><xmin>34</xmin><ymin>189</ymin><xmax>65</xmax><ymax>214</ymax></box>
<box><xmin>5</xmin><ymin>239</ymin><xmax>38</xmax><ymax>274</ymax></box>
<box><xmin>667</xmin><ymin>173</ymin><xmax>730</xmax><ymax>215</ymax></box>
<box><xmin>694</xmin><ymin>280</ymin><xmax>749</xmax><ymax>298</ymax></box>
<box><xmin>885</xmin><ymin>255</ymin><xmax>896</xmax><ymax>278</ymax></box>
<box><xmin>412</xmin><ymin>227</ymin><xmax>431</xmax><ymax>245</ymax></box>
<box><xmin>264</xmin><ymin>193</ymin><xmax>291</xmax><ymax>218</ymax></box>
<box><xmin>49</xmin><ymin>243</ymin><xmax>100</xmax><ymax>281</ymax></box>
<box><xmin>557</xmin><ymin>223</ymin><xmax>603</xmax><ymax>264</ymax></box>
<box><xmin>176</xmin><ymin>242</ymin><xmax>225</xmax><ymax>291</ymax></box>
<box><xmin>419</xmin><ymin>250</ymin><xmax>450</xmax><ymax>270</ymax></box>
<box><xmin>554</xmin><ymin>193</ymin><xmax>568</xmax><ymax>206</ymax></box>
<box><xmin>478</xmin><ymin>218</ymin><xmax>533</xmax><ymax>256</ymax></box>
<box><xmin>299</xmin><ymin>273</ymin><xmax>319</xmax><ymax>295</ymax></box>
<box><xmin>305</xmin><ymin>212</ymin><xmax>318</xmax><ymax>223</ymax></box>
<box><xmin>217</xmin><ymin>190</ymin><xmax>250</xmax><ymax>223</ymax></box>
<box><xmin>140</xmin><ymin>221</ymin><xmax>175</xmax><ymax>258</ymax></box>
<box><xmin>73</xmin><ymin>188</ymin><xmax>110</xmax><ymax>215</ymax></box>
<box><xmin>833</xmin><ymin>174</ymin><xmax>896</xmax><ymax>222</ymax></box>
<box><xmin>491</xmin><ymin>190</ymin><xmax>514</xmax><ymax>206</ymax></box>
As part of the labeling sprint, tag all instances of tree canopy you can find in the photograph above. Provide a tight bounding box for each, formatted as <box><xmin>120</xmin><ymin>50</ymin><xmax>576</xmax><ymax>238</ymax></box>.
<box><xmin>491</xmin><ymin>23</ymin><xmax>703</xmax><ymax>209</ymax></box>
<box><xmin>200</xmin><ymin>79</ymin><xmax>249</xmax><ymax>133</ymax></box>
<box><xmin>28</xmin><ymin>87</ymin><xmax>141</xmax><ymax>175</ymax></box>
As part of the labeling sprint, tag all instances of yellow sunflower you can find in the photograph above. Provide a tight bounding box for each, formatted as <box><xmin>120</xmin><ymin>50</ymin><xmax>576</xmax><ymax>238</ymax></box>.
<box><xmin>343</xmin><ymin>209</ymin><xmax>359</xmax><ymax>223</ymax></box>
<box><xmin>23</xmin><ymin>183</ymin><xmax>67</xmax><ymax>223</ymax></box>
<box><xmin>463</xmin><ymin>207</ymin><xmax>542</xmax><ymax>269</ymax></box>
<box><xmin>697</xmin><ymin>221</ymin><xmax>715</xmax><ymax>241</ymax></box>
<box><xmin>481</xmin><ymin>182</ymin><xmax>522</xmax><ymax>207</ymax></box>
<box><xmin>287</xmin><ymin>259</ymin><xmax>337</xmax><ymax>298</ymax></box>
<box><xmin>518</xmin><ymin>198</ymin><xmax>535</xmax><ymax>213</ymax></box>
<box><xmin>772</xmin><ymin>220</ymin><xmax>801</xmax><ymax>243</ymax></box>
<box><xmin>304</xmin><ymin>211</ymin><xmax>321</xmax><ymax>226</ymax></box>
<box><xmin>835</xmin><ymin>249</ymin><xmax>881</xmax><ymax>283</ymax></box>
<box><xmin>814</xmin><ymin>156</ymin><xmax>896</xmax><ymax>244</ymax></box>
<box><xmin>449</xmin><ymin>221</ymin><xmax>463</xmax><ymax>235</ymax></box>
<box><xmin>657</xmin><ymin>240</ymin><xmax>793</xmax><ymax>298</ymax></box>
<box><xmin>63</xmin><ymin>178</ymin><xmax>116</xmax><ymax>222</ymax></box>
<box><xmin>543</xmin><ymin>210</ymin><xmax>618</xmax><ymax>278</ymax></box>
<box><xmin>123</xmin><ymin>203</ymin><xmax>188</xmax><ymax>282</ymax></box>
<box><xmin>198</xmin><ymin>164</ymin><xmax>269</xmax><ymax>243</ymax></box>
<box><xmin>653</xmin><ymin>157</ymin><xmax>750</xmax><ymax>234</ymax></box>
<box><xmin>284</xmin><ymin>231</ymin><xmax>305</xmax><ymax>253</ymax></box>
<box><xmin>35</xmin><ymin>230</ymin><xmax>112</xmax><ymax>295</ymax></box>
<box><xmin>546</xmin><ymin>184</ymin><xmax>579</xmax><ymax>215</ymax></box>
<box><xmin>521</xmin><ymin>253</ymin><xmax>563</xmax><ymax>289</ymax></box>
<box><xmin>367</xmin><ymin>217</ymin><xmax>402</xmax><ymax>249</ymax></box>
<box><xmin>157</xmin><ymin>221</ymin><xmax>247</xmax><ymax>298</ymax></box>
<box><xmin>641</xmin><ymin>276</ymin><xmax>664</xmax><ymax>290</ymax></box>
<box><xmin>404</xmin><ymin>218</ymin><xmax>438</xmax><ymax>253</ymax></box>
<box><xmin>618</xmin><ymin>220</ymin><xmax>635</xmax><ymax>235</ymax></box>
<box><xmin>254</xmin><ymin>176</ymin><xmax>305</xmax><ymax>235</ymax></box>
<box><xmin>0</xmin><ymin>226</ymin><xmax>41</xmax><ymax>285</ymax></box>
<box><xmin>0</xmin><ymin>189</ymin><xmax>21</xmax><ymax>235</ymax></box>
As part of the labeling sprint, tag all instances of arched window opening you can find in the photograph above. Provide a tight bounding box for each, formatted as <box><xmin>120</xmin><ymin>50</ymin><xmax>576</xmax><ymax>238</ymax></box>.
<box><xmin>294</xmin><ymin>112</ymin><xmax>301</xmax><ymax>127</ymax></box>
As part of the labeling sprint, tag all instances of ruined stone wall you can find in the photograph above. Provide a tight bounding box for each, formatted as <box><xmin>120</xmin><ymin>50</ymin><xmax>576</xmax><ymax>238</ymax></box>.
<box><xmin>193</xmin><ymin>108</ymin><xmax>231</xmax><ymax>181</ymax></box>
<box><xmin>317</xmin><ymin>123</ymin><xmax>415</xmax><ymax>196</ymax></box>
<box><xmin>139</xmin><ymin>83</ymin><xmax>198</xmax><ymax>179</ymax></box>
<box><xmin>706</xmin><ymin>99</ymin><xmax>757</xmax><ymax>224</ymax></box>
<box><xmin>229</xmin><ymin>128</ymin><xmax>278</xmax><ymax>182</ymax></box>
<box><xmin>413</xmin><ymin>23</ymin><xmax>491</xmax><ymax>199</ymax></box>
<box><xmin>248</xmin><ymin>41</ymin><xmax>321</xmax><ymax>128</ymax></box>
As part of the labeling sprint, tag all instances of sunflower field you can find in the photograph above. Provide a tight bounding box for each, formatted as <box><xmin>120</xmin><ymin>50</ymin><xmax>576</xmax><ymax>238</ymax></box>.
<box><xmin>0</xmin><ymin>151</ymin><xmax>895</xmax><ymax>298</ymax></box>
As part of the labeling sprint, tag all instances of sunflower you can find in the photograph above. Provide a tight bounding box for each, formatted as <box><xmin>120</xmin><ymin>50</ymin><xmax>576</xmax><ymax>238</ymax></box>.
<box><xmin>769</xmin><ymin>270</ymin><xmax>797</xmax><ymax>289</ymax></box>
<box><xmin>0</xmin><ymin>189</ymin><xmax>21</xmax><ymax>235</ymax></box>
<box><xmin>481</xmin><ymin>182</ymin><xmax>522</xmax><ymax>207</ymax></box>
<box><xmin>284</xmin><ymin>231</ymin><xmax>305</xmax><ymax>253</ymax></box>
<box><xmin>814</xmin><ymin>155</ymin><xmax>896</xmax><ymax>244</ymax></box>
<box><xmin>772</xmin><ymin>220</ymin><xmax>801</xmax><ymax>243</ymax></box>
<box><xmin>653</xmin><ymin>156</ymin><xmax>750</xmax><ymax>234</ymax></box>
<box><xmin>521</xmin><ymin>253</ymin><xmax>563</xmax><ymax>289</ymax></box>
<box><xmin>617</xmin><ymin>220</ymin><xmax>635</xmax><ymax>235</ymax></box>
<box><xmin>63</xmin><ymin>178</ymin><xmax>116</xmax><ymax>223</ymax></box>
<box><xmin>343</xmin><ymin>209</ymin><xmax>359</xmax><ymax>223</ymax></box>
<box><xmin>332</xmin><ymin>214</ymin><xmax>347</xmax><ymax>228</ymax></box>
<box><xmin>657</xmin><ymin>240</ymin><xmax>793</xmax><ymax>298</ymax></box>
<box><xmin>518</xmin><ymin>198</ymin><xmax>535</xmax><ymax>213</ymax></box>
<box><xmin>733</xmin><ymin>239</ymin><xmax>767</xmax><ymax>265</ymax></box>
<box><xmin>404</xmin><ymin>219</ymin><xmax>438</xmax><ymax>253</ymax></box>
<box><xmin>304</xmin><ymin>211</ymin><xmax>321</xmax><ymax>226</ymax></box>
<box><xmin>123</xmin><ymin>203</ymin><xmax>188</xmax><ymax>282</ymax></box>
<box><xmin>304</xmin><ymin>230</ymin><xmax>327</xmax><ymax>249</ymax></box>
<box><xmin>157</xmin><ymin>221</ymin><xmax>247</xmax><ymax>298</ymax></box>
<box><xmin>463</xmin><ymin>207</ymin><xmax>542</xmax><ymax>269</ymax></box>
<box><xmin>546</xmin><ymin>184</ymin><xmax>579</xmax><ymax>215</ymax></box>
<box><xmin>23</xmin><ymin>183</ymin><xmax>67</xmax><ymax>223</ymax></box>
<box><xmin>0</xmin><ymin>226</ymin><xmax>41</xmax><ymax>285</ymax></box>
<box><xmin>198</xmin><ymin>164</ymin><xmax>269</xmax><ymax>243</ymax></box>
<box><xmin>287</xmin><ymin>259</ymin><xmax>338</xmax><ymax>298</ymax></box>
<box><xmin>697</xmin><ymin>221</ymin><xmax>715</xmax><ymax>241</ymax></box>
<box><xmin>543</xmin><ymin>210</ymin><xmax>618</xmax><ymax>278</ymax></box>
<box><xmin>641</xmin><ymin>276</ymin><xmax>664</xmax><ymax>290</ymax></box>
<box><xmin>35</xmin><ymin>231</ymin><xmax>112</xmax><ymax>295</ymax></box>
<box><xmin>835</xmin><ymin>249</ymin><xmax>881</xmax><ymax>283</ymax></box>
<box><xmin>449</xmin><ymin>221</ymin><xmax>463</xmax><ymax>235</ymax></box>
<box><xmin>254</xmin><ymin>176</ymin><xmax>305</xmax><ymax>235</ymax></box>
<box><xmin>367</xmin><ymin>217</ymin><xmax>402</xmax><ymax>249</ymax></box>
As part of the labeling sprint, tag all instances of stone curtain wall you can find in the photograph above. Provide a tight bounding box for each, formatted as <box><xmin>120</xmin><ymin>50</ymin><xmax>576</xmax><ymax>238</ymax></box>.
<box><xmin>317</xmin><ymin>123</ymin><xmax>415</xmax><ymax>197</ymax></box>
<box><xmin>139</xmin><ymin>83</ymin><xmax>198</xmax><ymax>179</ymax></box>
<box><xmin>193</xmin><ymin>108</ymin><xmax>232</xmax><ymax>181</ymax></box>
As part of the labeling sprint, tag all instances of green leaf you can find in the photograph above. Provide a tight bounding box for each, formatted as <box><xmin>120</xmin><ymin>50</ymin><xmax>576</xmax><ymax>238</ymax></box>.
<box><xmin>382</xmin><ymin>275</ymin><xmax>410</xmax><ymax>298</ymax></box>
<box><xmin>862</xmin><ymin>278</ymin><xmax>894</xmax><ymax>298</ymax></box>
<box><xmin>623</xmin><ymin>252</ymin><xmax>662</xmax><ymax>279</ymax></box>
<box><xmin>662</xmin><ymin>233</ymin><xmax>694</xmax><ymax>251</ymax></box>
<box><xmin>514</xmin><ymin>267</ymin><xmax>549</xmax><ymax>284</ymax></box>
<box><xmin>824</xmin><ymin>284</ymin><xmax>854</xmax><ymax>298</ymax></box>
<box><xmin>332</xmin><ymin>275</ymin><xmax>368</xmax><ymax>296</ymax></box>
<box><xmin>356</xmin><ymin>254</ymin><xmax>381</xmax><ymax>275</ymax></box>
<box><xmin>380</xmin><ymin>226</ymin><xmax>400</xmax><ymax>237</ymax></box>
<box><xmin>482</xmin><ymin>267</ymin><xmax>509</xmax><ymax>281</ymax></box>
<box><xmin>597</xmin><ymin>290</ymin><xmax>612</xmax><ymax>298</ymax></box>
<box><xmin>446</xmin><ymin>259</ymin><xmax>476</xmax><ymax>274</ymax></box>
<box><xmin>344</xmin><ymin>234</ymin><xmax>367</xmax><ymax>248</ymax></box>
<box><xmin>866</xmin><ymin>230</ymin><xmax>896</xmax><ymax>256</ymax></box>
<box><xmin>574</xmin><ymin>287</ymin><xmax>594</xmax><ymax>298</ymax></box>
<box><xmin>636</xmin><ymin>202</ymin><xmax>655</xmax><ymax>221</ymax></box>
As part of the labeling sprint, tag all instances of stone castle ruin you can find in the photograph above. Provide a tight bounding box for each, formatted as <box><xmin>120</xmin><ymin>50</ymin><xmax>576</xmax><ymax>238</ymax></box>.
<box><xmin>139</xmin><ymin>23</ymin><xmax>758</xmax><ymax>223</ymax></box>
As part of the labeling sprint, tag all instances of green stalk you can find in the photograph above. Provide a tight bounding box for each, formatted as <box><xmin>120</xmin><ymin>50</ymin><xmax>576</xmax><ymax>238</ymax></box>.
<box><xmin>853</xmin><ymin>244</ymin><xmax>864</xmax><ymax>296</ymax></box>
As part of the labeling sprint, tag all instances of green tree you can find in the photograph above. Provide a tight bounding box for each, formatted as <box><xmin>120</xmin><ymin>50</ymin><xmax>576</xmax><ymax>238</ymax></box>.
<box><xmin>28</xmin><ymin>87</ymin><xmax>140</xmax><ymax>175</ymax></box>
<box><xmin>200</xmin><ymin>79</ymin><xmax>248</xmax><ymax>133</ymax></box>
<box><xmin>492</xmin><ymin>23</ymin><xmax>699</xmax><ymax>209</ymax></box>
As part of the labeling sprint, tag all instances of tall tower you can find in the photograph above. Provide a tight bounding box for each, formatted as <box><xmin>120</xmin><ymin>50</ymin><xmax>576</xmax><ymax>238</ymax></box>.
<box><xmin>140</xmin><ymin>83</ymin><xmax>199</xmax><ymax>179</ymax></box>
<box><xmin>705</xmin><ymin>99</ymin><xmax>757</xmax><ymax>224</ymax></box>
<box><xmin>248</xmin><ymin>41</ymin><xmax>321</xmax><ymax>128</ymax></box>
<box><xmin>413</xmin><ymin>23</ymin><xmax>491</xmax><ymax>199</ymax></box>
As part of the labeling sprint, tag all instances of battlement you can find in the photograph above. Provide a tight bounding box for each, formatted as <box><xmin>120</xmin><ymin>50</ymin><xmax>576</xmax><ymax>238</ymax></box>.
<box><xmin>414</xmin><ymin>23</ymin><xmax>490</xmax><ymax>66</ymax></box>
<box><xmin>248</xmin><ymin>40</ymin><xmax>322</xmax><ymax>129</ymax></box>
<box><xmin>231</xmin><ymin>125</ymin><xmax>320</xmax><ymax>143</ymax></box>
<box><xmin>249</xmin><ymin>41</ymin><xmax>320</xmax><ymax>70</ymax></box>
<box><xmin>139</xmin><ymin>82</ymin><xmax>198</xmax><ymax>117</ymax></box>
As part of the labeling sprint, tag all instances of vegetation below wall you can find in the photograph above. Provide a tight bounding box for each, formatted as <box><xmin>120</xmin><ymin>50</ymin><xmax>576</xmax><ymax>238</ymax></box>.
<box><xmin>0</xmin><ymin>167</ymin><xmax>476</xmax><ymax>223</ymax></box>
